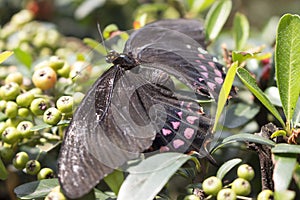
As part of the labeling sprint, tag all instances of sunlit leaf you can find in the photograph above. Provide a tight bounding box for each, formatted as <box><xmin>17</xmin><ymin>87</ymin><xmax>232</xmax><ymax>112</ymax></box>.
<box><xmin>233</xmin><ymin>12</ymin><xmax>249</xmax><ymax>50</ymax></box>
<box><xmin>274</xmin><ymin>190</ymin><xmax>296</xmax><ymax>200</ymax></box>
<box><xmin>83</xmin><ymin>38</ymin><xmax>107</xmax><ymax>55</ymax></box>
<box><xmin>237</xmin><ymin>67</ymin><xmax>285</xmax><ymax>127</ymax></box>
<box><xmin>14</xmin><ymin>48</ymin><xmax>32</xmax><ymax>68</ymax></box>
<box><xmin>275</xmin><ymin>14</ymin><xmax>300</xmax><ymax>128</ymax></box>
<box><xmin>213</xmin><ymin>61</ymin><xmax>238</xmax><ymax>132</ymax></box>
<box><xmin>104</xmin><ymin>170</ymin><xmax>124</xmax><ymax>195</ymax></box>
<box><xmin>273</xmin><ymin>154</ymin><xmax>297</xmax><ymax>191</ymax></box>
<box><xmin>205</xmin><ymin>0</ymin><xmax>232</xmax><ymax>41</ymax></box>
<box><xmin>271</xmin><ymin>130</ymin><xmax>287</xmax><ymax>138</ymax></box>
<box><xmin>216</xmin><ymin>158</ymin><xmax>242</xmax><ymax>179</ymax></box>
<box><xmin>0</xmin><ymin>51</ymin><xmax>13</xmax><ymax>64</ymax></box>
<box><xmin>118</xmin><ymin>153</ymin><xmax>191</xmax><ymax>200</ymax></box>
<box><xmin>221</xmin><ymin>133</ymin><xmax>276</xmax><ymax>147</ymax></box>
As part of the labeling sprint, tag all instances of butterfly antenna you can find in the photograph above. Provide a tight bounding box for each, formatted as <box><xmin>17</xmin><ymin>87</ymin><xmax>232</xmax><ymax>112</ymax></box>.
<box><xmin>97</xmin><ymin>22</ymin><xmax>109</xmax><ymax>55</ymax></box>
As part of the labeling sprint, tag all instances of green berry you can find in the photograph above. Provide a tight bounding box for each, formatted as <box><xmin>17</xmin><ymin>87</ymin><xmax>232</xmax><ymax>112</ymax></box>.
<box><xmin>5</xmin><ymin>101</ymin><xmax>18</xmax><ymax>118</ymax></box>
<box><xmin>0</xmin><ymin>100</ymin><xmax>7</xmax><ymax>111</ymax></box>
<box><xmin>237</xmin><ymin>164</ymin><xmax>255</xmax><ymax>181</ymax></box>
<box><xmin>17</xmin><ymin>121</ymin><xmax>34</xmax><ymax>138</ymax></box>
<box><xmin>0</xmin><ymin>122</ymin><xmax>7</xmax><ymax>136</ymax></box>
<box><xmin>57</xmin><ymin>62</ymin><xmax>70</xmax><ymax>78</ymax></box>
<box><xmin>0</xmin><ymin>82</ymin><xmax>21</xmax><ymax>100</ymax></box>
<box><xmin>6</xmin><ymin>118</ymin><xmax>22</xmax><ymax>127</ymax></box>
<box><xmin>56</xmin><ymin>96</ymin><xmax>73</xmax><ymax>113</ymax></box>
<box><xmin>217</xmin><ymin>189</ymin><xmax>236</xmax><ymax>200</ymax></box>
<box><xmin>49</xmin><ymin>56</ymin><xmax>65</xmax><ymax>71</ymax></box>
<box><xmin>202</xmin><ymin>176</ymin><xmax>222</xmax><ymax>196</ymax></box>
<box><xmin>16</xmin><ymin>92</ymin><xmax>34</xmax><ymax>107</ymax></box>
<box><xmin>13</xmin><ymin>151</ymin><xmax>29</xmax><ymax>169</ymax></box>
<box><xmin>32</xmin><ymin>67</ymin><xmax>57</xmax><ymax>90</ymax></box>
<box><xmin>231</xmin><ymin>178</ymin><xmax>251</xmax><ymax>196</ymax></box>
<box><xmin>30</xmin><ymin>98</ymin><xmax>49</xmax><ymax>115</ymax></box>
<box><xmin>5</xmin><ymin>72</ymin><xmax>23</xmax><ymax>85</ymax></box>
<box><xmin>37</xmin><ymin>167</ymin><xmax>55</xmax><ymax>180</ymax></box>
<box><xmin>28</xmin><ymin>88</ymin><xmax>43</xmax><ymax>96</ymax></box>
<box><xmin>0</xmin><ymin>146</ymin><xmax>14</xmax><ymax>163</ymax></box>
<box><xmin>45</xmin><ymin>187</ymin><xmax>66</xmax><ymax>200</ymax></box>
<box><xmin>2</xmin><ymin>127</ymin><xmax>20</xmax><ymax>144</ymax></box>
<box><xmin>25</xmin><ymin>160</ymin><xmax>41</xmax><ymax>175</ymax></box>
<box><xmin>257</xmin><ymin>189</ymin><xmax>273</xmax><ymax>200</ymax></box>
<box><xmin>43</xmin><ymin>107</ymin><xmax>62</xmax><ymax>125</ymax></box>
<box><xmin>183</xmin><ymin>195</ymin><xmax>200</xmax><ymax>200</ymax></box>
<box><xmin>18</xmin><ymin>108</ymin><xmax>30</xmax><ymax>118</ymax></box>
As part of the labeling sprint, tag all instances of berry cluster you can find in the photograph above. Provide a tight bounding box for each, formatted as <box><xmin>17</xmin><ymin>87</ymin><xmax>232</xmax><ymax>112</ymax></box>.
<box><xmin>184</xmin><ymin>164</ymin><xmax>273</xmax><ymax>200</ymax></box>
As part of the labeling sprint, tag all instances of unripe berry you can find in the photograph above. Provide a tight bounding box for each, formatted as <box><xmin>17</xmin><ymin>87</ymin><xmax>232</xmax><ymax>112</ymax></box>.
<box><xmin>2</xmin><ymin>127</ymin><xmax>20</xmax><ymax>144</ymax></box>
<box><xmin>43</xmin><ymin>107</ymin><xmax>62</xmax><ymax>125</ymax></box>
<box><xmin>37</xmin><ymin>167</ymin><xmax>55</xmax><ymax>180</ymax></box>
<box><xmin>0</xmin><ymin>122</ymin><xmax>7</xmax><ymax>136</ymax></box>
<box><xmin>257</xmin><ymin>189</ymin><xmax>273</xmax><ymax>200</ymax></box>
<box><xmin>56</xmin><ymin>96</ymin><xmax>73</xmax><ymax>113</ymax></box>
<box><xmin>49</xmin><ymin>56</ymin><xmax>64</xmax><ymax>71</ymax></box>
<box><xmin>17</xmin><ymin>121</ymin><xmax>34</xmax><ymax>138</ymax></box>
<box><xmin>32</xmin><ymin>67</ymin><xmax>57</xmax><ymax>90</ymax></box>
<box><xmin>16</xmin><ymin>92</ymin><xmax>34</xmax><ymax>107</ymax></box>
<box><xmin>237</xmin><ymin>164</ymin><xmax>255</xmax><ymax>181</ymax></box>
<box><xmin>231</xmin><ymin>178</ymin><xmax>251</xmax><ymax>196</ymax></box>
<box><xmin>202</xmin><ymin>176</ymin><xmax>222</xmax><ymax>196</ymax></box>
<box><xmin>217</xmin><ymin>188</ymin><xmax>236</xmax><ymax>200</ymax></box>
<box><xmin>18</xmin><ymin>108</ymin><xmax>30</xmax><ymax>118</ymax></box>
<box><xmin>0</xmin><ymin>82</ymin><xmax>21</xmax><ymax>100</ymax></box>
<box><xmin>45</xmin><ymin>186</ymin><xmax>66</xmax><ymax>200</ymax></box>
<box><xmin>0</xmin><ymin>146</ymin><xmax>14</xmax><ymax>163</ymax></box>
<box><xmin>0</xmin><ymin>100</ymin><xmax>7</xmax><ymax>111</ymax></box>
<box><xmin>13</xmin><ymin>151</ymin><xmax>29</xmax><ymax>169</ymax></box>
<box><xmin>30</xmin><ymin>98</ymin><xmax>49</xmax><ymax>115</ymax></box>
<box><xmin>183</xmin><ymin>195</ymin><xmax>200</xmax><ymax>200</ymax></box>
<box><xmin>5</xmin><ymin>101</ymin><xmax>18</xmax><ymax>118</ymax></box>
<box><xmin>5</xmin><ymin>72</ymin><xmax>23</xmax><ymax>85</ymax></box>
<box><xmin>25</xmin><ymin>160</ymin><xmax>41</xmax><ymax>175</ymax></box>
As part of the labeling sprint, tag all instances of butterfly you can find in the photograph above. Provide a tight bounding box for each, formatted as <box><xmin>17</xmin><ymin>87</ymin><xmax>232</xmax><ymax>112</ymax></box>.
<box><xmin>58</xmin><ymin>18</ymin><xmax>226</xmax><ymax>199</ymax></box>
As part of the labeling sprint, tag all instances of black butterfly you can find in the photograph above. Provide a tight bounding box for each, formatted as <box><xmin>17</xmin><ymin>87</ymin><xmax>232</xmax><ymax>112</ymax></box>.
<box><xmin>58</xmin><ymin>19</ymin><xmax>225</xmax><ymax>199</ymax></box>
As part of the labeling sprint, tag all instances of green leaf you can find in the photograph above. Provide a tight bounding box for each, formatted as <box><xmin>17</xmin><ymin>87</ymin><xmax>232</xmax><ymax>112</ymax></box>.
<box><xmin>233</xmin><ymin>12</ymin><xmax>249</xmax><ymax>50</ymax></box>
<box><xmin>0</xmin><ymin>51</ymin><xmax>13</xmax><ymax>64</ymax></box>
<box><xmin>83</xmin><ymin>37</ymin><xmax>107</xmax><ymax>55</ymax></box>
<box><xmin>237</xmin><ymin>67</ymin><xmax>285</xmax><ymax>127</ymax></box>
<box><xmin>274</xmin><ymin>190</ymin><xmax>296</xmax><ymax>200</ymax></box>
<box><xmin>14</xmin><ymin>48</ymin><xmax>32</xmax><ymax>68</ymax></box>
<box><xmin>273</xmin><ymin>154</ymin><xmax>297</xmax><ymax>191</ymax></box>
<box><xmin>293</xmin><ymin>165</ymin><xmax>300</xmax><ymax>190</ymax></box>
<box><xmin>0</xmin><ymin>158</ymin><xmax>8</xmax><ymax>180</ymax></box>
<box><xmin>272</xmin><ymin>143</ymin><xmax>300</xmax><ymax>154</ymax></box>
<box><xmin>270</xmin><ymin>130</ymin><xmax>287</xmax><ymax>138</ymax></box>
<box><xmin>14</xmin><ymin>179</ymin><xmax>59</xmax><ymax>199</ymax></box>
<box><xmin>213</xmin><ymin>61</ymin><xmax>238</xmax><ymax>132</ymax></box>
<box><xmin>187</xmin><ymin>0</ymin><xmax>216</xmax><ymax>14</ymax></box>
<box><xmin>275</xmin><ymin>14</ymin><xmax>300</xmax><ymax>128</ymax></box>
<box><xmin>216</xmin><ymin>158</ymin><xmax>242</xmax><ymax>179</ymax></box>
<box><xmin>94</xmin><ymin>188</ymin><xmax>113</xmax><ymax>199</ymax></box>
<box><xmin>223</xmin><ymin>103</ymin><xmax>260</xmax><ymax>128</ymax></box>
<box><xmin>30</xmin><ymin>124</ymin><xmax>52</xmax><ymax>131</ymax></box>
<box><xmin>118</xmin><ymin>153</ymin><xmax>191</xmax><ymax>200</ymax></box>
<box><xmin>104</xmin><ymin>170</ymin><xmax>124</xmax><ymax>195</ymax></box>
<box><xmin>221</xmin><ymin>133</ymin><xmax>276</xmax><ymax>147</ymax></box>
<box><xmin>205</xmin><ymin>0</ymin><xmax>232</xmax><ymax>41</ymax></box>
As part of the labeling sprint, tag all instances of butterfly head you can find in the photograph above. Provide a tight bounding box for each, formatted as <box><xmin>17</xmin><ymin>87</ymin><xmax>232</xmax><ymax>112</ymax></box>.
<box><xmin>106</xmin><ymin>50</ymin><xmax>137</xmax><ymax>70</ymax></box>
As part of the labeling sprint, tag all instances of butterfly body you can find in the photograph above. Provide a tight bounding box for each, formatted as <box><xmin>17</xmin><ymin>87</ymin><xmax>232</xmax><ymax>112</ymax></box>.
<box><xmin>58</xmin><ymin>19</ymin><xmax>226</xmax><ymax>199</ymax></box>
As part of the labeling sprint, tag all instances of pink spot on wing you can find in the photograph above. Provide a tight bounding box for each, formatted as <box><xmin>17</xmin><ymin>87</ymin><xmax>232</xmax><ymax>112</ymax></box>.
<box><xmin>187</xmin><ymin>116</ymin><xmax>198</xmax><ymax>124</ymax></box>
<box><xmin>180</xmin><ymin>101</ymin><xmax>184</xmax><ymax>106</ymax></box>
<box><xmin>199</xmin><ymin>65</ymin><xmax>207</xmax><ymax>71</ymax></box>
<box><xmin>207</xmin><ymin>82</ymin><xmax>216</xmax><ymax>90</ymax></box>
<box><xmin>215</xmin><ymin>77</ymin><xmax>223</xmax><ymax>84</ymax></box>
<box><xmin>195</xmin><ymin>59</ymin><xmax>201</xmax><ymax>63</ymax></box>
<box><xmin>198</xmin><ymin>77</ymin><xmax>204</xmax><ymax>82</ymax></box>
<box><xmin>173</xmin><ymin>139</ymin><xmax>184</xmax><ymax>149</ymax></box>
<box><xmin>177</xmin><ymin>111</ymin><xmax>183</xmax><ymax>119</ymax></box>
<box><xmin>162</xmin><ymin>128</ymin><xmax>172</xmax><ymax>136</ymax></box>
<box><xmin>214</xmin><ymin>69</ymin><xmax>222</xmax><ymax>77</ymax></box>
<box><xmin>201</xmin><ymin>72</ymin><xmax>209</xmax><ymax>78</ymax></box>
<box><xmin>184</xmin><ymin>128</ymin><xmax>195</xmax><ymax>139</ymax></box>
<box><xmin>160</xmin><ymin>146</ymin><xmax>170</xmax><ymax>152</ymax></box>
<box><xmin>171</xmin><ymin>121</ymin><xmax>180</xmax><ymax>130</ymax></box>
<box><xmin>198</xmin><ymin>54</ymin><xmax>205</xmax><ymax>59</ymax></box>
<box><xmin>208</xmin><ymin>62</ymin><xmax>215</xmax><ymax>68</ymax></box>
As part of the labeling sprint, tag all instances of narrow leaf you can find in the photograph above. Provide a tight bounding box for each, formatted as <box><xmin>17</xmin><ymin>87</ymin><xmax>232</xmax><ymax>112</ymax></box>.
<box><xmin>237</xmin><ymin>67</ymin><xmax>285</xmax><ymax>127</ymax></box>
<box><xmin>273</xmin><ymin>154</ymin><xmax>297</xmax><ymax>191</ymax></box>
<box><xmin>275</xmin><ymin>14</ymin><xmax>300</xmax><ymax>127</ymax></box>
<box><xmin>83</xmin><ymin>38</ymin><xmax>107</xmax><ymax>55</ymax></box>
<box><xmin>30</xmin><ymin>124</ymin><xmax>52</xmax><ymax>131</ymax></box>
<box><xmin>0</xmin><ymin>158</ymin><xmax>8</xmax><ymax>180</ymax></box>
<box><xmin>205</xmin><ymin>0</ymin><xmax>232</xmax><ymax>41</ymax></box>
<box><xmin>293</xmin><ymin>165</ymin><xmax>300</xmax><ymax>190</ymax></box>
<box><xmin>272</xmin><ymin>143</ymin><xmax>300</xmax><ymax>154</ymax></box>
<box><xmin>216</xmin><ymin>158</ymin><xmax>242</xmax><ymax>179</ymax></box>
<box><xmin>221</xmin><ymin>133</ymin><xmax>276</xmax><ymax>147</ymax></box>
<box><xmin>104</xmin><ymin>170</ymin><xmax>124</xmax><ymax>195</ymax></box>
<box><xmin>213</xmin><ymin>61</ymin><xmax>238</xmax><ymax>132</ymax></box>
<box><xmin>14</xmin><ymin>179</ymin><xmax>59</xmax><ymax>199</ymax></box>
<box><xmin>14</xmin><ymin>48</ymin><xmax>32</xmax><ymax>68</ymax></box>
<box><xmin>118</xmin><ymin>153</ymin><xmax>191</xmax><ymax>200</ymax></box>
<box><xmin>233</xmin><ymin>12</ymin><xmax>249</xmax><ymax>50</ymax></box>
<box><xmin>270</xmin><ymin>130</ymin><xmax>287</xmax><ymax>138</ymax></box>
<box><xmin>0</xmin><ymin>51</ymin><xmax>13</xmax><ymax>64</ymax></box>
